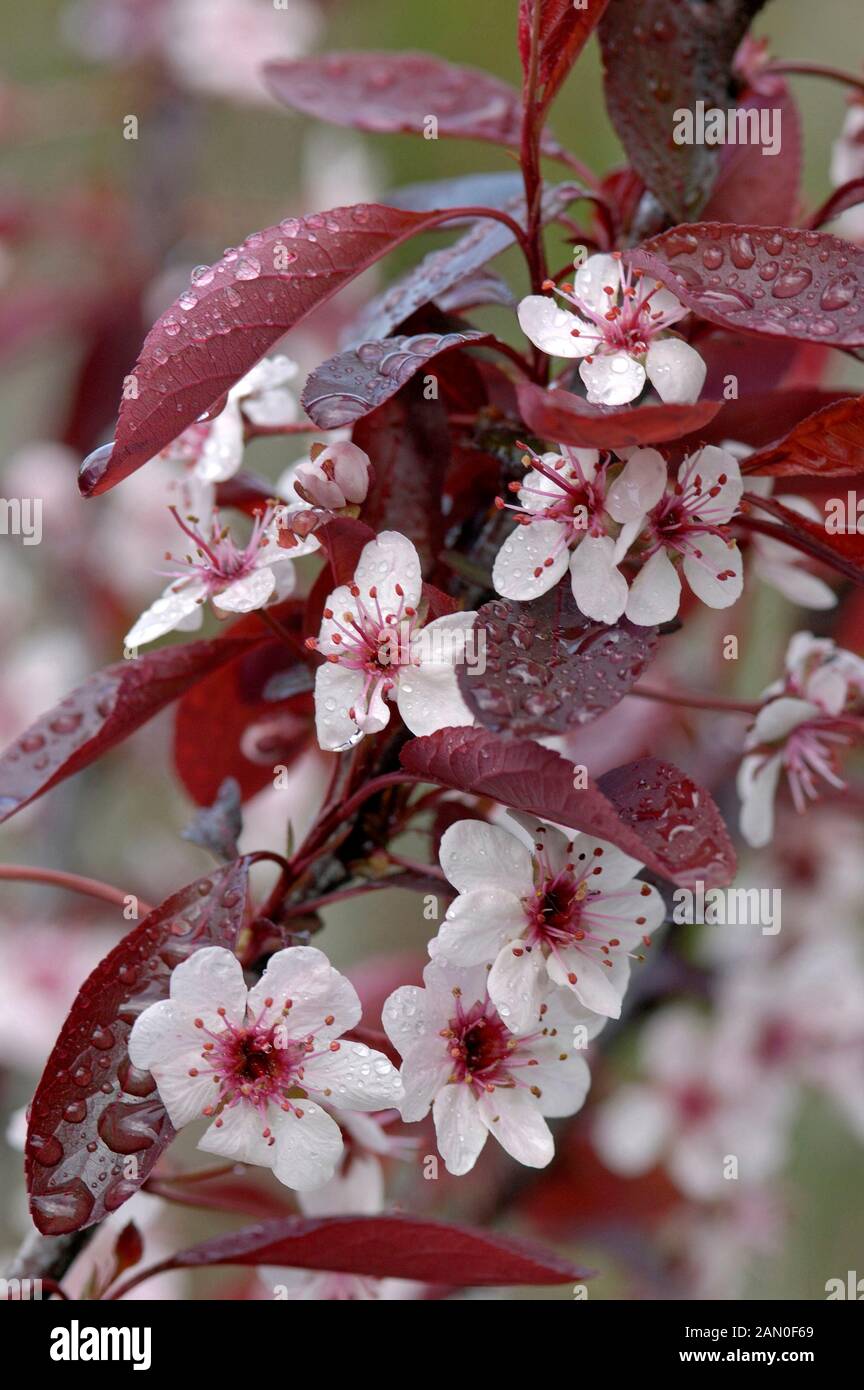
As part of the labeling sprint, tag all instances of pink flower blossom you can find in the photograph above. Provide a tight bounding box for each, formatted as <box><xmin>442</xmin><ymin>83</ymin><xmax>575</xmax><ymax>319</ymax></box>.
<box><xmin>429</xmin><ymin>814</ymin><xmax>664</xmax><ymax>1027</ymax></box>
<box><xmin>128</xmin><ymin>945</ymin><xmax>403</xmax><ymax>1191</ymax></box>
<box><xmin>383</xmin><ymin>960</ymin><xmax>597</xmax><ymax>1176</ymax></box>
<box><xmin>517</xmin><ymin>253</ymin><xmax>706</xmax><ymax>406</ymax></box>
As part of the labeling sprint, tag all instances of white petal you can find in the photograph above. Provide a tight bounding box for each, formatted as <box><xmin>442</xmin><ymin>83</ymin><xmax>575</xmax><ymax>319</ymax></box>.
<box><xmin>305</xmin><ymin>1042</ymin><xmax>403</xmax><ymax>1112</ymax></box>
<box><xmin>679</xmin><ymin>445</ymin><xmax>743</xmax><ymax>524</ymax></box>
<box><xmin>756</xmin><ymin>558</ymin><xmax>836</xmax><ymax>610</ymax></box>
<box><xmin>198</xmin><ymin>1101</ymin><xmax>282</xmax><ymax>1168</ymax></box>
<box><xmin>487</xmin><ymin>942</ymin><xmax>546</xmax><ymax>1035</ymax></box>
<box><xmin>354</xmin><ymin>531</ymin><xmax>422</xmax><ymax>610</ymax></box>
<box><xmin>397</xmin><ymin>1037</ymin><xmax>451</xmax><ymax>1122</ymax></box>
<box><xmin>547</xmin><ymin>948</ymin><xmax>630</xmax><ymax>1019</ymax></box>
<box><xmin>479</xmin><ymin>1089</ymin><xmax>554</xmax><ymax>1168</ymax></box>
<box><xmin>737</xmin><ymin>752</ymin><xmax>783</xmax><ymax>849</ymax></box>
<box><xmin>396</xmin><ymin>656</ymin><xmax>475</xmax><ymax>737</ymax></box>
<box><xmin>568</xmin><ymin>833</ymin><xmax>643</xmax><ymax>890</ymax></box>
<box><xmin>584</xmin><ymin>880</ymin><xmax>665</xmax><ymax>939</ymax></box>
<box><xmin>626</xmin><ymin>547</ymin><xmax>681</xmax><ymax>625</ymax></box>
<box><xmin>271</xmin><ymin>1102</ymin><xmax>344</xmax><ymax>1190</ymax></box>
<box><xmin>124</xmin><ymin>579</ymin><xmax>207</xmax><ymax>648</ymax></box>
<box><xmin>432</xmin><ymin>1083</ymin><xmax>488</xmax><ymax>1175</ymax></box>
<box><xmin>580</xmin><ymin>352</ymin><xmax>645</xmax><ymax>406</ymax></box>
<box><xmin>214</xmin><ymin>566</ymin><xmax>276</xmax><ymax>614</ymax></box>
<box><xmin>298</xmin><ymin>1151</ymin><xmax>383</xmax><ymax>1217</ymax></box>
<box><xmin>645</xmin><ymin>338</ymin><xmax>706</xmax><ymax>404</ymax></box>
<box><xmin>196</xmin><ymin>402</ymin><xmax>245</xmax><ymax>483</ymax></box>
<box><xmin>569</xmin><ymin>534</ymin><xmax>629</xmax><ymax>624</ymax></box>
<box><xmin>527</xmin><ymin>1045</ymin><xmax>592</xmax><ymax>1118</ymax></box>
<box><xmin>168</xmin><ymin>945</ymin><xmax>248</xmax><ymax>1028</ymax></box>
<box><xmin>492</xmin><ymin>519</ymin><xmax>570</xmax><ymax>601</ymax></box>
<box><xmin>246</xmin><ymin>945</ymin><xmax>361</xmax><ymax>1039</ymax></box>
<box><xmin>751</xmin><ymin>695</ymin><xmax>817</xmax><ymax>743</ymax></box>
<box><xmin>381</xmin><ymin>985</ymin><xmax>429</xmax><ymax>1056</ymax></box>
<box><xmin>439</xmin><ymin>819</ymin><xmax>533</xmax><ymax>896</ymax></box>
<box><xmin>682</xmin><ymin>534</ymin><xmax>742</xmax><ymax>609</ymax></box>
<box><xmin>605</xmin><ymin>449</ymin><xmax>668</xmax><ymax>523</ymax></box>
<box><xmin>516</xmin><ymin>295</ymin><xmax>593</xmax><ymax>358</ymax></box>
<box><xmin>431</xmin><ymin>889</ymin><xmax>525</xmax><ymax>967</ymax></box>
<box><xmin>573</xmin><ymin>253</ymin><xmax>621</xmax><ymax>315</ymax></box>
<box><xmin>314</xmin><ymin>663</ymin><xmax>366</xmax><ymax>752</ymax></box>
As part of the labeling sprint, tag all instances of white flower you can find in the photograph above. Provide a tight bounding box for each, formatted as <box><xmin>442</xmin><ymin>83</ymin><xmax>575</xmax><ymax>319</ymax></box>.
<box><xmin>725</xmin><ymin>454</ymin><xmax>835</xmax><ymax>610</ymax></box>
<box><xmin>158</xmin><ymin>355</ymin><xmax>299</xmax><ymax>484</ymax></box>
<box><xmin>737</xmin><ymin>632</ymin><xmax>864</xmax><ymax>847</ymax></box>
<box><xmin>124</xmin><ymin>502</ymin><xmax>314</xmax><ymax>649</ymax></box>
<box><xmin>620</xmin><ymin>444</ymin><xmax>744</xmax><ymax>624</ymax></box>
<box><xmin>383</xmin><ymin>960</ymin><xmax>599</xmax><ymax>1176</ymax></box>
<box><xmin>291</xmin><ymin>440</ymin><xmax>371</xmax><ymax>511</ymax></box>
<box><xmin>128</xmin><ymin>945</ymin><xmax>403</xmax><ymax>1191</ymax></box>
<box><xmin>517</xmin><ymin>253</ymin><xmax>706</xmax><ymax>406</ymax></box>
<box><xmin>308</xmin><ymin>531</ymin><xmax>477</xmax><ymax>751</ymax></box>
<box><xmin>593</xmin><ymin>1006</ymin><xmax>791</xmax><ymax>1200</ymax></box>
<box><xmin>429</xmin><ymin>814</ymin><xmax>665</xmax><ymax>1029</ymax></box>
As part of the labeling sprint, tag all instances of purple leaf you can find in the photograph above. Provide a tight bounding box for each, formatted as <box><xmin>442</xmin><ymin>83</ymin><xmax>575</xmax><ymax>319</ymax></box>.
<box><xmin>457</xmin><ymin>590</ymin><xmax>658</xmax><ymax>737</ymax></box>
<box><xmin>0</xmin><ymin>635</ymin><xmax>262</xmax><ymax>825</ymax></box>
<box><xmin>79</xmin><ymin>204</ymin><xmax>460</xmax><ymax>496</ymax></box>
<box><xmin>519</xmin><ymin>0</ymin><xmax>611</xmax><ymax>114</ymax></box>
<box><xmin>401</xmin><ymin>730</ymin><xmax>736</xmax><ymax>888</ymax></box>
<box><xmin>302</xmin><ymin>329</ymin><xmax>494</xmax><ymax>429</ymax></box>
<box><xmin>627</xmin><ymin>224</ymin><xmax>864</xmax><ymax>349</ymax></box>
<box><xmin>740</xmin><ymin>394</ymin><xmax>864</xmax><ymax>476</ymax></box>
<box><xmin>518</xmin><ymin>381</ymin><xmax>721</xmax><ymax>448</ymax></box>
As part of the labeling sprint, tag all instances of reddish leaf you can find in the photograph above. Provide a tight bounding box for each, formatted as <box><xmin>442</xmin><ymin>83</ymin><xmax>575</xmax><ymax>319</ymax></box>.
<box><xmin>519</xmin><ymin>0</ymin><xmax>610</xmax><ymax>113</ymax></box>
<box><xmin>263</xmin><ymin>52</ymin><xmax>564</xmax><ymax>157</ymax></box>
<box><xmin>457</xmin><ymin>590</ymin><xmax>658</xmax><ymax>736</ymax></box>
<box><xmin>743</xmin><ymin>491</ymin><xmax>864</xmax><ymax>579</ymax></box>
<box><xmin>675</xmin><ymin>387</ymin><xmax>850</xmax><ymax>456</ymax></box>
<box><xmin>348</xmin><ymin>182</ymin><xmax>582</xmax><ymax>345</ymax></box>
<box><xmin>138</xmin><ymin>1212</ymin><xmax>591</xmax><ymax>1286</ymax></box>
<box><xmin>739</xmin><ymin>394</ymin><xmax>864</xmax><ymax>477</ymax></box>
<box><xmin>302</xmin><ymin>330</ymin><xmax>494</xmax><ymax>429</ymax></box>
<box><xmin>26</xmin><ymin>861</ymin><xmax>251</xmax><ymax>1235</ymax></box>
<box><xmin>401</xmin><ymin>730</ymin><xmax>735</xmax><ymax>888</ymax></box>
<box><xmin>627</xmin><ymin>224</ymin><xmax>864</xmax><ymax>349</ymax></box>
<box><xmin>701</xmin><ymin>75</ymin><xmax>802</xmax><ymax>228</ymax></box>
<box><xmin>79</xmin><ymin>204</ymin><xmax>461</xmax><ymax>496</ymax></box>
<box><xmin>809</xmin><ymin>177</ymin><xmax>864</xmax><ymax>231</ymax></box>
<box><xmin>0</xmin><ymin>636</ymin><xmax>262</xmax><ymax>825</ymax></box>
<box><xmin>353</xmin><ymin>382</ymin><xmax>452</xmax><ymax>575</ymax></box>
<box><xmin>146</xmin><ymin>1171</ymin><xmax>293</xmax><ymax>1220</ymax></box>
<box><xmin>598</xmin><ymin>0</ymin><xmax>768</xmax><ymax>220</ymax></box>
<box><xmin>517</xmin><ymin>381</ymin><xmax>721</xmax><ymax>448</ymax></box>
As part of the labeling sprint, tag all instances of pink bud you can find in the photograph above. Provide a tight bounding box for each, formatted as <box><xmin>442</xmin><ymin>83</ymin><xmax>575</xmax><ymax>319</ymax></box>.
<box><xmin>292</xmin><ymin>442</ymin><xmax>371</xmax><ymax>509</ymax></box>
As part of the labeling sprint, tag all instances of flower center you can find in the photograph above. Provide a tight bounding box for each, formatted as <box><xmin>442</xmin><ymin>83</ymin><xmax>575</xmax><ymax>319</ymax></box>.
<box><xmin>163</xmin><ymin>504</ymin><xmax>277</xmax><ymax>594</ymax></box>
<box><xmin>443</xmin><ymin>997</ymin><xmax>537</xmax><ymax>1097</ymax></box>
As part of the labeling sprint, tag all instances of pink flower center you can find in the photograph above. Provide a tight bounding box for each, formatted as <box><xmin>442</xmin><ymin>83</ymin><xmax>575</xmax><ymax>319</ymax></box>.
<box><xmin>442</xmin><ymin>995</ymin><xmax>544</xmax><ymax>1098</ymax></box>
<box><xmin>308</xmin><ymin>581</ymin><xmax>421</xmax><ymax>723</ymax></box>
<box><xmin>163</xmin><ymin>504</ymin><xmax>277</xmax><ymax>595</ymax></box>
<box><xmin>495</xmin><ymin>444</ymin><xmax>607</xmax><ymax>579</ymax></box>
<box><xmin>547</xmin><ymin>259</ymin><xmax>679</xmax><ymax>359</ymax></box>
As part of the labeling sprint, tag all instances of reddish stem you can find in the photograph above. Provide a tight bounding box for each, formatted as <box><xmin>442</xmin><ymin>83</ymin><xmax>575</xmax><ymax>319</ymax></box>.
<box><xmin>766</xmin><ymin>61</ymin><xmax>864</xmax><ymax>98</ymax></box>
<box><xmin>628</xmin><ymin>685</ymin><xmax>760</xmax><ymax>716</ymax></box>
<box><xmin>0</xmin><ymin>864</ymin><xmax>152</xmax><ymax>915</ymax></box>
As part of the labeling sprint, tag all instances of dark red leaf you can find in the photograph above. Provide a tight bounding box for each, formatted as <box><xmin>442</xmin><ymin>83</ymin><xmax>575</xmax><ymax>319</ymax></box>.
<box><xmin>517</xmin><ymin>381</ymin><xmax>721</xmax><ymax>448</ymax></box>
<box><xmin>401</xmin><ymin>730</ymin><xmax>735</xmax><ymax>888</ymax></box>
<box><xmin>146</xmin><ymin>1171</ymin><xmax>293</xmax><ymax>1220</ymax></box>
<box><xmin>809</xmin><ymin>177</ymin><xmax>864</xmax><ymax>231</ymax></box>
<box><xmin>174</xmin><ymin>636</ymin><xmax>312</xmax><ymax>806</ymax></box>
<box><xmin>315</xmin><ymin>516</ymin><xmax>378</xmax><ymax>586</ymax></box>
<box><xmin>26</xmin><ymin>861</ymin><xmax>251</xmax><ymax>1235</ymax></box>
<box><xmin>739</xmin><ymin>394</ymin><xmax>864</xmax><ymax>476</ymax></box>
<box><xmin>743</xmin><ymin>491</ymin><xmax>864</xmax><ymax>579</ymax></box>
<box><xmin>263</xmin><ymin>52</ymin><xmax>564</xmax><ymax>157</ymax></box>
<box><xmin>627</xmin><ymin>224</ymin><xmax>864</xmax><ymax>349</ymax></box>
<box><xmin>79</xmin><ymin>204</ymin><xmax>460</xmax><ymax>496</ymax></box>
<box><xmin>701</xmin><ymin>75</ymin><xmax>802</xmax><ymax>228</ymax></box>
<box><xmin>0</xmin><ymin>635</ymin><xmax>263</xmax><ymax>825</ymax></box>
<box><xmin>519</xmin><ymin>0</ymin><xmax>610</xmax><ymax>113</ymax></box>
<box><xmin>675</xmin><ymin>387</ymin><xmax>850</xmax><ymax>455</ymax></box>
<box><xmin>140</xmin><ymin>1212</ymin><xmax>591</xmax><ymax>1286</ymax></box>
<box><xmin>302</xmin><ymin>330</ymin><xmax>494</xmax><ymax>429</ymax></box>
<box><xmin>347</xmin><ymin>182</ymin><xmax>582</xmax><ymax>345</ymax></box>
<box><xmin>353</xmin><ymin>381</ymin><xmax>452</xmax><ymax>576</ymax></box>
<box><xmin>457</xmin><ymin>590</ymin><xmax>658</xmax><ymax>736</ymax></box>
<box><xmin>599</xmin><ymin>0</ymin><xmax>768</xmax><ymax>220</ymax></box>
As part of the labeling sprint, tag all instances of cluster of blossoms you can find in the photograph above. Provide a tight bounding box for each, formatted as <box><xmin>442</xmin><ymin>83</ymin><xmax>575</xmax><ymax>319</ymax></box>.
<box><xmin>381</xmin><ymin>813</ymin><xmax>665</xmax><ymax>1175</ymax></box>
<box><xmin>737</xmin><ymin>631</ymin><xmax>864</xmax><ymax>847</ymax></box>
<box><xmin>517</xmin><ymin>253</ymin><xmax>707</xmax><ymax>407</ymax></box>
<box><xmin>493</xmin><ymin>441</ymin><xmax>744</xmax><ymax>625</ymax></box>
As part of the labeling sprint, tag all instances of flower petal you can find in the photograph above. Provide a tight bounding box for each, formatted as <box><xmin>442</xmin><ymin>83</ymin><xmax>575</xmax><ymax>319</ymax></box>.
<box><xmin>492</xmin><ymin>519</ymin><xmax>570</xmax><ymax>601</ymax></box>
<box><xmin>439</xmin><ymin>819</ymin><xmax>533</xmax><ymax>896</ymax></box>
<box><xmin>479</xmin><ymin>1089</ymin><xmax>554</xmax><ymax>1168</ymax></box>
<box><xmin>430</xmin><ymin>888</ymin><xmax>525</xmax><ymax>967</ymax></box>
<box><xmin>198</xmin><ymin>1101</ymin><xmax>282</xmax><ymax>1168</ymax></box>
<box><xmin>546</xmin><ymin>947</ymin><xmax>630</xmax><ymax>1018</ymax></box>
<box><xmin>605</xmin><ymin>449</ymin><xmax>668</xmax><ymax>523</ymax></box>
<box><xmin>573</xmin><ymin>253</ymin><xmax>621</xmax><ymax>315</ymax></box>
<box><xmin>682</xmin><ymin>534</ymin><xmax>742</xmax><ymax>609</ymax></box>
<box><xmin>593</xmin><ymin>1084</ymin><xmax>673</xmax><ymax>1175</ymax></box>
<box><xmin>516</xmin><ymin>295</ymin><xmax>592</xmax><ymax>358</ymax></box>
<box><xmin>679</xmin><ymin>445</ymin><xmax>742</xmax><ymax>524</ymax></box>
<box><xmin>305</xmin><ymin>1042</ymin><xmax>403</xmax><ymax>1111</ymax></box>
<box><xmin>569</xmin><ymin>534</ymin><xmax>629</xmax><ymax>624</ymax></box>
<box><xmin>355</xmin><ymin>531</ymin><xmax>422</xmax><ymax>610</ymax></box>
<box><xmin>168</xmin><ymin>945</ymin><xmax>248</xmax><ymax>1028</ymax></box>
<box><xmin>626</xmin><ymin>547</ymin><xmax>681</xmax><ymax>625</ymax></box>
<box><xmin>737</xmin><ymin>751</ymin><xmax>784</xmax><ymax>849</ymax></box>
<box><xmin>214</xmin><ymin>566</ymin><xmax>276</xmax><ymax>614</ymax></box>
<box><xmin>580</xmin><ymin>351</ymin><xmax>645</xmax><ymax>406</ymax></box>
<box><xmin>124</xmin><ymin>579</ymin><xmax>207</xmax><ymax>649</ymax></box>
<box><xmin>381</xmin><ymin>985</ymin><xmax>429</xmax><ymax>1056</ymax></box>
<box><xmin>568</xmin><ymin>833</ymin><xmax>643</xmax><ymax>890</ymax></box>
<box><xmin>396</xmin><ymin>1037</ymin><xmax>451</xmax><ymax>1123</ymax></box>
<box><xmin>314</xmin><ymin>663</ymin><xmax>366</xmax><ymax>752</ymax></box>
<box><xmin>527</xmin><ymin>1044</ymin><xmax>592</xmax><ymax>1118</ymax></box>
<box><xmin>246</xmin><ymin>945</ymin><xmax>361</xmax><ymax>1040</ymax></box>
<box><xmin>432</xmin><ymin>1082</ymin><xmax>488</xmax><ymax>1175</ymax></box>
<box><xmin>271</xmin><ymin>1101</ymin><xmax>345</xmax><ymax>1190</ymax></box>
<box><xmin>487</xmin><ymin>942</ymin><xmax>546</xmax><ymax>1035</ymax></box>
<box><xmin>645</xmin><ymin>338</ymin><xmax>706</xmax><ymax>405</ymax></box>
